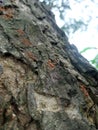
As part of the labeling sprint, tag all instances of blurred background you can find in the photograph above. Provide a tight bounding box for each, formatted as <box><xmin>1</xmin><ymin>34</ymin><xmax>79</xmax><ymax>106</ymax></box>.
<box><xmin>40</xmin><ymin>0</ymin><xmax>98</xmax><ymax>69</ymax></box>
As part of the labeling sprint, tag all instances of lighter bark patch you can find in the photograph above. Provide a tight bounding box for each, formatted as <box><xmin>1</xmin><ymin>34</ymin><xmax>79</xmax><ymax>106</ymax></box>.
<box><xmin>34</xmin><ymin>92</ymin><xmax>61</xmax><ymax>112</ymax></box>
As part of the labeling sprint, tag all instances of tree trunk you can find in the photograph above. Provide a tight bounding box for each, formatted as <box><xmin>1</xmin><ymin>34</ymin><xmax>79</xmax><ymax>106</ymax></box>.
<box><xmin>0</xmin><ymin>0</ymin><xmax>98</xmax><ymax>130</ymax></box>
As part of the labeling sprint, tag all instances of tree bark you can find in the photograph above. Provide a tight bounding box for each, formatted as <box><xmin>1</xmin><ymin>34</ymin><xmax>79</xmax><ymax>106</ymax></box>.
<box><xmin>0</xmin><ymin>0</ymin><xmax>98</xmax><ymax>130</ymax></box>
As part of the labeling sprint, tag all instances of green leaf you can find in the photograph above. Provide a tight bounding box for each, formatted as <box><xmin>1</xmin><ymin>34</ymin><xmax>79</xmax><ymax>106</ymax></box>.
<box><xmin>90</xmin><ymin>54</ymin><xmax>98</xmax><ymax>69</ymax></box>
<box><xmin>80</xmin><ymin>47</ymin><xmax>97</xmax><ymax>54</ymax></box>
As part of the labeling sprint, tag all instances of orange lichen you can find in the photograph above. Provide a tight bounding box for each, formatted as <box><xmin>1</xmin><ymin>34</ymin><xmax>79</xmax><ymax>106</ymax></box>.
<box><xmin>47</xmin><ymin>60</ymin><xmax>55</xmax><ymax>69</ymax></box>
<box><xmin>26</xmin><ymin>51</ymin><xmax>37</xmax><ymax>61</ymax></box>
<box><xmin>80</xmin><ymin>85</ymin><xmax>89</xmax><ymax>97</ymax></box>
<box><xmin>21</xmin><ymin>38</ymin><xmax>32</xmax><ymax>46</ymax></box>
<box><xmin>0</xmin><ymin>6</ymin><xmax>4</xmax><ymax>12</ymax></box>
<box><xmin>16</xmin><ymin>29</ymin><xmax>25</xmax><ymax>36</ymax></box>
<box><xmin>3</xmin><ymin>13</ymin><xmax>14</xmax><ymax>19</ymax></box>
<box><xmin>0</xmin><ymin>6</ymin><xmax>14</xmax><ymax>19</ymax></box>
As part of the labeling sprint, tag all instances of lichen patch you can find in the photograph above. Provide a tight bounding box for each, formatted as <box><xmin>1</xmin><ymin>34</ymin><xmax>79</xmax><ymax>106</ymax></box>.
<box><xmin>34</xmin><ymin>92</ymin><xmax>61</xmax><ymax>112</ymax></box>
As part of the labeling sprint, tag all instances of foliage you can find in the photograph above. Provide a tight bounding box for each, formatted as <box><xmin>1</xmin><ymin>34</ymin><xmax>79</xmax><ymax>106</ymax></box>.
<box><xmin>80</xmin><ymin>47</ymin><xmax>97</xmax><ymax>54</ymax></box>
<box><xmin>80</xmin><ymin>47</ymin><xmax>98</xmax><ymax>69</ymax></box>
<box><xmin>90</xmin><ymin>54</ymin><xmax>98</xmax><ymax>69</ymax></box>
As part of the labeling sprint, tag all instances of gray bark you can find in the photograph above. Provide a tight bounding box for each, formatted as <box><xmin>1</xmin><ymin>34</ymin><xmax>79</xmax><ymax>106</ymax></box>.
<box><xmin>0</xmin><ymin>0</ymin><xmax>98</xmax><ymax>130</ymax></box>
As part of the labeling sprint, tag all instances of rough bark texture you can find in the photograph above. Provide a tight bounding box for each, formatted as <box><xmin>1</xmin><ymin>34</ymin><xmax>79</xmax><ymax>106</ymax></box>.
<box><xmin>0</xmin><ymin>0</ymin><xmax>98</xmax><ymax>130</ymax></box>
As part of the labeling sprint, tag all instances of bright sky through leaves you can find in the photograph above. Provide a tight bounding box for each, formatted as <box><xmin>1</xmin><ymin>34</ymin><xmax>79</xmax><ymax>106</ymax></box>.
<box><xmin>52</xmin><ymin>0</ymin><xmax>98</xmax><ymax>61</ymax></box>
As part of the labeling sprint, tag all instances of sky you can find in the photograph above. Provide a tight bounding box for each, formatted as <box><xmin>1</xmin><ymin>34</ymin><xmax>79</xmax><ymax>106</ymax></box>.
<box><xmin>52</xmin><ymin>0</ymin><xmax>98</xmax><ymax>61</ymax></box>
